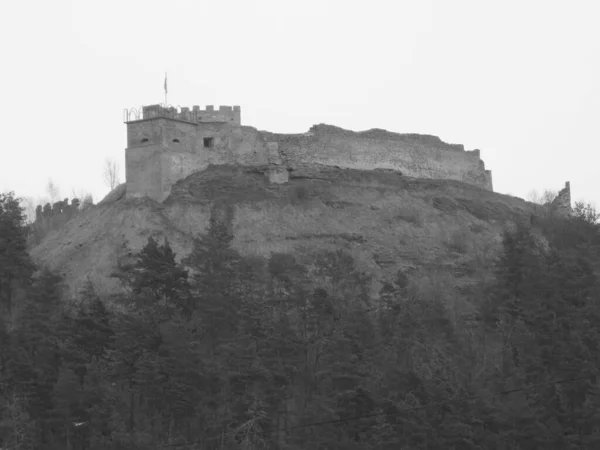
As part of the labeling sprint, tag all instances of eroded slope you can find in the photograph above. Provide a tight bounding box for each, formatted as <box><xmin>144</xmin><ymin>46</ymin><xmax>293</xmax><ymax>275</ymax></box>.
<box><xmin>31</xmin><ymin>165</ymin><xmax>540</xmax><ymax>298</ymax></box>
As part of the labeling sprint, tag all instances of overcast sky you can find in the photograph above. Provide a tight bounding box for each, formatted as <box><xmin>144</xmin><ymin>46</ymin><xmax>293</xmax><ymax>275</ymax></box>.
<box><xmin>1</xmin><ymin>0</ymin><xmax>598</xmax><ymax>210</ymax></box>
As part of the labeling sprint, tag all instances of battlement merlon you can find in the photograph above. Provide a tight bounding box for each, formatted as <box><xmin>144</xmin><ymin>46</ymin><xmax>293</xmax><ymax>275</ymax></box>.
<box><xmin>124</xmin><ymin>104</ymin><xmax>241</xmax><ymax>125</ymax></box>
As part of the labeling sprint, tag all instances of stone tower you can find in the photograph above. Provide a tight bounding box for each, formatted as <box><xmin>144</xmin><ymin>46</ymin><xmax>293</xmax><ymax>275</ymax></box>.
<box><xmin>124</xmin><ymin>104</ymin><xmax>243</xmax><ymax>202</ymax></box>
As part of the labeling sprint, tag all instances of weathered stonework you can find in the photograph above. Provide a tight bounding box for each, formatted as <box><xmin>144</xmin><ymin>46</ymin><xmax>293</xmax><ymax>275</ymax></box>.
<box><xmin>548</xmin><ymin>181</ymin><xmax>572</xmax><ymax>217</ymax></box>
<box><xmin>266</xmin><ymin>166</ymin><xmax>290</xmax><ymax>184</ymax></box>
<box><xmin>124</xmin><ymin>104</ymin><xmax>494</xmax><ymax>202</ymax></box>
<box><xmin>29</xmin><ymin>198</ymin><xmax>82</xmax><ymax>246</ymax></box>
<box><xmin>35</xmin><ymin>198</ymin><xmax>80</xmax><ymax>223</ymax></box>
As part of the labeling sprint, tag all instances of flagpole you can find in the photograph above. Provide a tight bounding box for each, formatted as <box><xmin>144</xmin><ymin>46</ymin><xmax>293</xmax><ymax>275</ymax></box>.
<box><xmin>164</xmin><ymin>72</ymin><xmax>168</xmax><ymax>107</ymax></box>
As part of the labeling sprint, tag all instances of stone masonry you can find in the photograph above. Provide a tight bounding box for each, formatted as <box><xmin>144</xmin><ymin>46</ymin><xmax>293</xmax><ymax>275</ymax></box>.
<box><xmin>124</xmin><ymin>103</ymin><xmax>494</xmax><ymax>202</ymax></box>
<box><xmin>548</xmin><ymin>181</ymin><xmax>572</xmax><ymax>216</ymax></box>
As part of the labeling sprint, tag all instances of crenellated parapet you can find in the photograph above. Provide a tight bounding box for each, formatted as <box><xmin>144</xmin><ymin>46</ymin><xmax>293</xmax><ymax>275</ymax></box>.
<box><xmin>124</xmin><ymin>104</ymin><xmax>241</xmax><ymax>125</ymax></box>
<box><xmin>34</xmin><ymin>198</ymin><xmax>81</xmax><ymax>223</ymax></box>
<box><xmin>28</xmin><ymin>198</ymin><xmax>83</xmax><ymax>245</ymax></box>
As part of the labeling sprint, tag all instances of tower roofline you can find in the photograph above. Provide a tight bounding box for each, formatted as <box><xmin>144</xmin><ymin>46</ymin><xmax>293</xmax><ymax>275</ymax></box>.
<box><xmin>123</xmin><ymin>104</ymin><xmax>241</xmax><ymax>125</ymax></box>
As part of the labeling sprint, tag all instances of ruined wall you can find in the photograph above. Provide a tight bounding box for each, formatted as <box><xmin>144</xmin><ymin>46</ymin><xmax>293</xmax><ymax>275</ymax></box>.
<box><xmin>549</xmin><ymin>181</ymin><xmax>572</xmax><ymax>216</ymax></box>
<box><xmin>29</xmin><ymin>198</ymin><xmax>82</xmax><ymax>245</ymax></box>
<box><xmin>261</xmin><ymin>124</ymin><xmax>493</xmax><ymax>191</ymax></box>
<box><xmin>34</xmin><ymin>198</ymin><xmax>81</xmax><ymax>223</ymax></box>
<box><xmin>160</xmin><ymin>125</ymin><xmax>271</xmax><ymax>201</ymax></box>
<box><xmin>126</xmin><ymin>116</ymin><xmax>494</xmax><ymax>202</ymax></box>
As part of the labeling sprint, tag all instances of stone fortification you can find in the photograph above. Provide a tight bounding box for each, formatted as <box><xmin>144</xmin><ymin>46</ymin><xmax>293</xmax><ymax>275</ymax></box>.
<box><xmin>263</xmin><ymin>125</ymin><xmax>493</xmax><ymax>191</ymax></box>
<box><xmin>136</xmin><ymin>104</ymin><xmax>241</xmax><ymax>125</ymax></box>
<box><xmin>28</xmin><ymin>198</ymin><xmax>82</xmax><ymax>246</ymax></box>
<box><xmin>124</xmin><ymin>104</ymin><xmax>494</xmax><ymax>202</ymax></box>
<box><xmin>547</xmin><ymin>182</ymin><xmax>572</xmax><ymax>216</ymax></box>
<box><xmin>35</xmin><ymin>198</ymin><xmax>81</xmax><ymax>223</ymax></box>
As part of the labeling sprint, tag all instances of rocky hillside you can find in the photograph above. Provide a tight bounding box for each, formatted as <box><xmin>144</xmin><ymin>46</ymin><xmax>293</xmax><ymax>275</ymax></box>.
<box><xmin>30</xmin><ymin>165</ymin><xmax>544</xmax><ymax>300</ymax></box>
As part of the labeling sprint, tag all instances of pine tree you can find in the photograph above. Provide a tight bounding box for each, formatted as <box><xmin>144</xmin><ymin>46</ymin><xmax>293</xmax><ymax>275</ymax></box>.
<box><xmin>0</xmin><ymin>192</ymin><xmax>35</xmax><ymax>316</ymax></box>
<box><xmin>182</xmin><ymin>215</ymin><xmax>243</xmax><ymax>347</ymax></box>
<box><xmin>121</xmin><ymin>237</ymin><xmax>190</xmax><ymax>320</ymax></box>
<box><xmin>8</xmin><ymin>268</ymin><xmax>65</xmax><ymax>448</ymax></box>
<box><xmin>130</xmin><ymin>237</ymin><xmax>189</xmax><ymax>300</ymax></box>
<box><xmin>72</xmin><ymin>279</ymin><xmax>115</xmax><ymax>362</ymax></box>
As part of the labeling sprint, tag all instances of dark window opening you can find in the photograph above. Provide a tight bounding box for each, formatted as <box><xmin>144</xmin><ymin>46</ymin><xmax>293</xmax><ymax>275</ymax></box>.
<box><xmin>172</xmin><ymin>138</ymin><xmax>180</xmax><ymax>143</ymax></box>
<box><xmin>203</xmin><ymin>137</ymin><xmax>214</xmax><ymax>148</ymax></box>
<box><xmin>141</xmin><ymin>138</ymin><xmax>149</xmax><ymax>143</ymax></box>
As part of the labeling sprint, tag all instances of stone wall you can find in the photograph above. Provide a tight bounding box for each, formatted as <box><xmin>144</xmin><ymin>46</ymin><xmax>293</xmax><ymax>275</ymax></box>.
<box><xmin>125</xmin><ymin>115</ymin><xmax>495</xmax><ymax>202</ymax></box>
<box><xmin>261</xmin><ymin>124</ymin><xmax>493</xmax><ymax>191</ymax></box>
<box><xmin>35</xmin><ymin>197</ymin><xmax>81</xmax><ymax>223</ymax></box>
<box><xmin>141</xmin><ymin>104</ymin><xmax>241</xmax><ymax>125</ymax></box>
<box><xmin>29</xmin><ymin>198</ymin><xmax>82</xmax><ymax>245</ymax></box>
<box><xmin>548</xmin><ymin>181</ymin><xmax>572</xmax><ymax>216</ymax></box>
<box><xmin>126</xmin><ymin>145</ymin><xmax>164</xmax><ymax>200</ymax></box>
<box><xmin>126</xmin><ymin>119</ymin><xmax>272</xmax><ymax>201</ymax></box>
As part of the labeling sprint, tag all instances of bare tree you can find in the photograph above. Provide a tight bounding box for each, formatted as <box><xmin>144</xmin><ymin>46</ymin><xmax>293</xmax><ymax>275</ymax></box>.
<box><xmin>21</xmin><ymin>196</ymin><xmax>37</xmax><ymax>224</ymax></box>
<box><xmin>81</xmin><ymin>194</ymin><xmax>94</xmax><ymax>210</ymax></box>
<box><xmin>46</xmin><ymin>178</ymin><xmax>60</xmax><ymax>203</ymax></box>
<box><xmin>573</xmin><ymin>201</ymin><xmax>600</xmax><ymax>224</ymax></box>
<box><xmin>70</xmin><ymin>188</ymin><xmax>95</xmax><ymax>211</ymax></box>
<box><xmin>541</xmin><ymin>188</ymin><xmax>557</xmax><ymax>204</ymax></box>
<box><xmin>527</xmin><ymin>189</ymin><xmax>542</xmax><ymax>204</ymax></box>
<box><xmin>527</xmin><ymin>188</ymin><xmax>557</xmax><ymax>205</ymax></box>
<box><xmin>71</xmin><ymin>188</ymin><xmax>91</xmax><ymax>202</ymax></box>
<box><xmin>103</xmin><ymin>158</ymin><xmax>121</xmax><ymax>191</ymax></box>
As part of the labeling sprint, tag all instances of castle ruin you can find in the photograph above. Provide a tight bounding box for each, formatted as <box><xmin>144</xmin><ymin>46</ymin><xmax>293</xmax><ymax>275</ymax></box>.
<box><xmin>124</xmin><ymin>103</ymin><xmax>494</xmax><ymax>202</ymax></box>
<box><xmin>35</xmin><ymin>198</ymin><xmax>81</xmax><ymax>223</ymax></box>
<box><xmin>28</xmin><ymin>197</ymin><xmax>83</xmax><ymax>246</ymax></box>
<box><xmin>548</xmin><ymin>181</ymin><xmax>572</xmax><ymax>216</ymax></box>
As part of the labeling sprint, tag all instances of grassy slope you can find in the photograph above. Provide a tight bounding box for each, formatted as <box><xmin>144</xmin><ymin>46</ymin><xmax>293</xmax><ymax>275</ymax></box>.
<box><xmin>30</xmin><ymin>165</ymin><xmax>541</xmax><ymax>302</ymax></box>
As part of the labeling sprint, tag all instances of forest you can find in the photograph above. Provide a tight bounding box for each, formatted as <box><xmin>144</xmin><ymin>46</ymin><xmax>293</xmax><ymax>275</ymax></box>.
<box><xmin>1</xmin><ymin>191</ymin><xmax>600</xmax><ymax>449</ymax></box>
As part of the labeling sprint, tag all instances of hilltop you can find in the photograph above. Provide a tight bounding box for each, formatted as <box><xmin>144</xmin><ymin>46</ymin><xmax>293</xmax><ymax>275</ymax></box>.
<box><xmin>12</xmin><ymin>162</ymin><xmax>600</xmax><ymax>449</ymax></box>
<box><xmin>30</xmin><ymin>164</ymin><xmax>543</xmax><ymax>300</ymax></box>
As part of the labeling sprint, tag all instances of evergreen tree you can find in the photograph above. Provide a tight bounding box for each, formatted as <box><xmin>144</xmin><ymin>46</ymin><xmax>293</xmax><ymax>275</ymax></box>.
<box><xmin>72</xmin><ymin>279</ymin><xmax>115</xmax><ymax>362</ymax></box>
<box><xmin>8</xmin><ymin>268</ymin><xmax>65</xmax><ymax>448</ymax></box>
<box><xmin>182</xmin><ymin>215</ymin><xmax>243</xmax><ymax>347</ymax></box>
<box><xmin>0</xmin><ymin>192</ymin><xmax>35</xmax><ymax>315</ymax></box>
<box><xmin>120</xmin><ymin>236</ymin><xmax>190</xmax><ymax>320</ymax></box>
<box><xmin>129</xmin><ymin>237</ymin><xmax>189</xmax><ymax>301</ymax></box>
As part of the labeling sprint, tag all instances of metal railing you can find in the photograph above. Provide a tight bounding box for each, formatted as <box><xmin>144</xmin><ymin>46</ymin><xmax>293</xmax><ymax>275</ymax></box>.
<box><xmin>123</xmin><ymin>104</ymin><xmax>188</xmax><ymax>122</ymax></box>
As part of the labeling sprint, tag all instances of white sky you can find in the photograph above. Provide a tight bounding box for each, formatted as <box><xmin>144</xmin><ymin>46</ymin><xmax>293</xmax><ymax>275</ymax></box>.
<box><xmin>1</xmin><ymin>0</ymin><xmax>598</xmax><ymax>208</ymax></box>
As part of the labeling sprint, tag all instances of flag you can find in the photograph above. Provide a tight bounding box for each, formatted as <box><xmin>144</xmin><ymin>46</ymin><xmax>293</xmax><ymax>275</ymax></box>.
<box><xmin>164</xmin><ymin>73</ymin><xmax>168</xmax><ymax>94</ymax></box>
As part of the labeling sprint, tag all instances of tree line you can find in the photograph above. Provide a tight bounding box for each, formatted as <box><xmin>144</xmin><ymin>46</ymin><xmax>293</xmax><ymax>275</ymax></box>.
<box><xmin>1</xmin><ymin>192</ymin><xmax>600</xmax><ymax>449</ymax></box>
